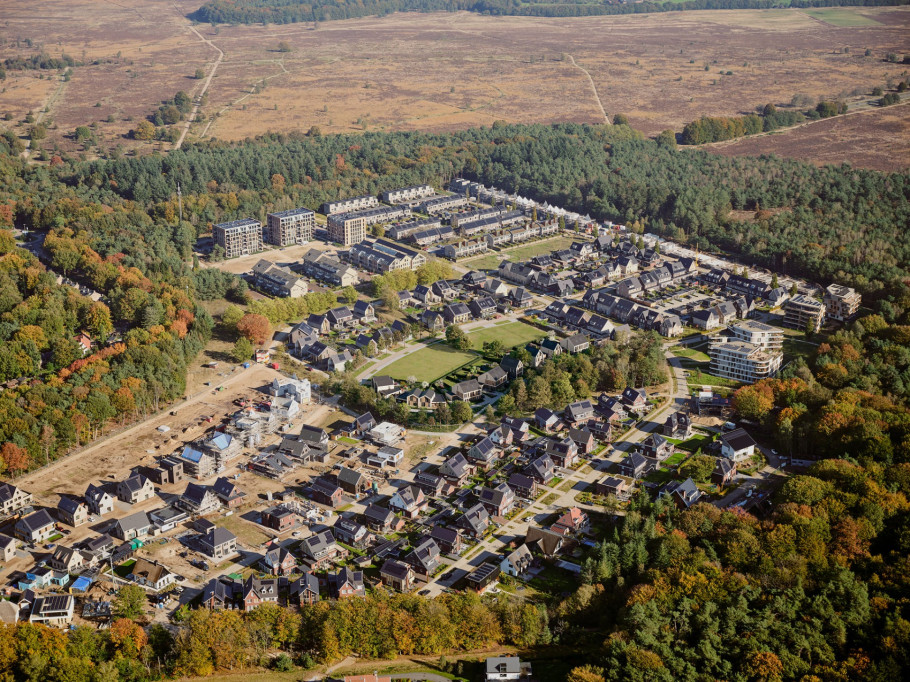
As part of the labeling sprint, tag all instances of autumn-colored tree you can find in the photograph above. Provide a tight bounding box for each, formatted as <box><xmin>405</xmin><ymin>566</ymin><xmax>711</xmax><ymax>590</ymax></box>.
<box><xmin>236</xmin><ymin>313</ymin><xmax>272</xmax><ymax>345</ymax></box>
<box><xmin>110</xmin><ymin>618</ymin><xmax>148</xmax><ymax>658</ymax></box>
<box><xmin>132</xmin><ymin>120</ymin><xmax>156</xmax><ymax>141</ymax></box>
<box><xmin>1</xmin><ymin>442</ymin><xmax>29</xmax><ymax>475</ymax></box>
<box><xmin>567</xmin><ymin>665</ymin><xmax>607</xmax><ymax>682</ymax></box>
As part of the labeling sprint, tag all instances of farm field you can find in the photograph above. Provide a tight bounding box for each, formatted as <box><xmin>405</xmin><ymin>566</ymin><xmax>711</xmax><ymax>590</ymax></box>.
<box><xmin>381</xmin><ymin>342</ymin><xmax>477</xmax><ymax>382</ymax></box>
<box><xmin>467</xmin><ymin>321</ymin><xmax>545</xmax><ymax>350</ymax></box>
<box><xmin>465</xmin><ymin>235</ymin><xmax>579</xmax><ymax>270</ymax></box>
<box><xmin>707</xmin><ymin>101</ymin><xmax>910</xmax><ymax>173</ymax></box>
<box><xmin>1</xmin><ymin>2</ymin><xmax>908</xmax><ymax>170</ymax></box>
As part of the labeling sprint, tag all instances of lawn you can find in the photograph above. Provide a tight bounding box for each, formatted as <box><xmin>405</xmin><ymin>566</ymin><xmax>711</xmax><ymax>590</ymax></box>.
<box><xmin>465</xmin><ymin>235</ymin><xmax>579</xmax><ymax>270</ymax></box>
<box><xmin>217</xmin><ymin>514</ymin><xmax>270</xmax><ymax>547</ymax></box>
<box><xmin>783</xmin><ymin>337</ymin><xmax>818</xmax><ymax>364</ymax></box>
<box><xmin>467</xmin><ymin>321</ymin><xmax>544</xmax><ymax>350</ymax></box>
<box><xmin>663</xmin><ymin>451</ymin><xmax>688</xmax><ymax>467</ymax></box>
<box><xmin>671</xmin><ymin>346</ymin><xmax>711</xmax><ymax>363</ymax></box>
<box><xmin>677</xmin><ymin>433</ymin><xmax>712</xmax><ymax>452</ymax></box>
<box><xmin>382</xmin><ymin>343</ymin><xmax>478</xmax><ymax>382</ymax></box>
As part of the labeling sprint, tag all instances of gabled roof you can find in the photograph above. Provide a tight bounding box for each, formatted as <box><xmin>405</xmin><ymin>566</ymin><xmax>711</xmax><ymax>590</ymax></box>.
<box><xmin>721</xmin><ymin>428</ymin><xmax>757</xmax><ymax>452</ymax></box>
<box><xmin>337</xmin><ymin>467</ymin><xmax>365</xmax><ymax>486</ymax></box>
<box><xmin>18</xmin><ymin>509</ymin><xmax>55</xmax><ymax>533</ymax></box>
<box><xmin>458</xmin><ymin>503</ymin><xmax>490</xmax><ymax>533</ymax></box>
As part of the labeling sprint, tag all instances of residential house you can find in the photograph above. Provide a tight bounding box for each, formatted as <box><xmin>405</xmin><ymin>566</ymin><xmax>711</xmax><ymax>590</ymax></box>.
<box><xmin>300</xmin><ymin>529</ymin><xmax>345</xmax><ymax>571</ymax></box>
<box><xmin>526</xmin><ymin>455</ymin><xmax>556</xmax><ymax>485</ymax></box>
<box><xmin>432</xmin><ymin>280</ymin><xmax>457</xmax><ymax>301</ymax></box>
<box><xmin>525</xmin><ymin>527</ymin><xmax>565</xmax><ymax>558</ymax></box>
<box><xmin>639</xmin><ymin>434</ymin><xmax>674</xmax><ymax>461</ymax></box>
<box><xmin>240</xmin><ymin>576</ymin><xmax>281</xmax><ymax>610</ymax></box>
<box><xmin>336</xmin><ymin>467</ymin><xmax>369</xmax><ymax>496</ymax></box>
<box><xmin>29</xmin><ymin>595</ymin><xmax>75</xmax><ymax>626</ymax></box>
<box><xmin>561</xmin><ymin>333</ymin><xmax>590</xmax><ymax>354</ymax></box>
<box><xmin>289</xmin><ymin>573</ymin><xmax>321</xmax><ymax>606</ymax></box>
<box><xmin>469</xmin><ymin>296</ymin><xmax>497</xmax><ymax>319</ymax></box>
<box><xmin>430</xmin><ymin>526</ymin><xmax>462</xmax><ymax>555</ymax></box>
<box><xmin>419</xmin><ymin>310</ymin><xmax>444</xmax><ymax>332</ymax></box>
<box><xmin>413</xmin><ymin>284</ymin><xmax>440</xmax><ymax>306</ymax></box>
<box><xmin>326</xmin><ymin>306</ymin><xmax>355</xmax><ymax>330</ymax></box>
<box><xmin>545</xmin><ymin>437</ymin><xmax>579</xmax><ymax>468</ymax></box>
<box><xmin>403</xmin><ymin>388</ymin><xmax>446</xmax><ymax>410</ymax></box>
<box><xmin>299</xmin><ymin>424</ymin><xmax>330</xmax><ymax>448</ymax></box>
<box><xmin>353</xmin><ymin>300</ymin><xmax>377</xmax><ymax>324</ymax></box>
<box><xmin>458</xmin><ymin>503</ymin><xmax>491</xmax><ymax>539</ymax></box>
<box><xmin>388</xmin><ymin>486</ymin><xmax>426</xmax><ymax>519</ymax></box>
<box><xmin>405</xmin><ymin>537</ymin><xmax>441</xmax><ymax>576</ymax></box>
<box><xmin>362</xmin><ymin>504</ymin><xmax>403</xmax><ymax>534</ymax></box>
<box><xmin>261</xmin><ymin>544</ymin><xmax>299</xmax><ymax>576</ymax></box>
<box><xmin>615</xmin><ymin>452</ymin><xmax>655</xmax><ymax>480</ymax></box>
<box><xmin>712</xmin><ymin>458</ymin><xmax>737</xmax><ymax>487</ymax></box>
<box><xmin>380</xmin><ymin>559</ymin><xmax>414</xmax><ymax>592</ymax></box>
<box><xmin>0</xmin><ymin>482</ymin><xmax>32</xmax><ymax>516</ymax></box>
<box><xmin>691</xmin><ymin>308</ymin><xmax>721</xmax><ymax>330</ymax></box>
<box><xmin>621</xmin><ymin>387</ymin><xmax>648</xmax><ymax>412</ymax></box>
<box><xmin>664</xmin><ymin>411</ymin><xmax>692</xmax><ymax>440</ymax></box>
<box><xmin>595</xmin><ymin>476</ymin><xmax>632</xmax><ymax>501</ymax></box>
<box><xmin>568</xmin><ymin>427</ymin><xmax>595</xmax><ymax>455</ymax></box>
<box><xmin>116</xmin><ymin>474</ymin><xmax>155</xmax><ymax>505</ymax></box>
<box><xmin>372</xmin><ymin>375</ymin><xmax>401</xmax><ymax>399</ymax></box>
<box><xmin>534</xmin><ymin>408</ymin><xmax>560</xmax><ymax>433</ymax></box>
<box><xmin>414</xmin><ymin>471</ymin><xmax>445</xmax><ymax>497</ymax></box>
<box><xmin>200</xmin><ymin>578</ymin><xmax>239</xmax><ymax>610</ymax></box>
<box><xmin>586</xmin><ymin>418</ymin><xmax>612</xmax><ymax>442</ymax></box>
<box><xmin>366</xmin><ymin>445</ymin><xmax>404</xmax><ymax>469</ymax></box>
<box><xmin>540</xmin><ymin>338</ymin><xmax>562</xmax><ymax>358</ymax></box>
<box><xmin>509</xmin><ymin>287</ymin><xmax>533</xmax><ymax>308</ymax></box>
<box><xmin>56</xmin><ymin>498</ymin><xmax>89</xmax><ymax>527</ymax></box>
<box><xmin>452</xmin><ymin>378</ymin><xmax>483</xmax><ymax>401</ymax></box>
<box><xmin>112</xmin><ymin>511</ymin><xmax>151</xmax><ymax>541</ymax></box>
<box><xmin>48</xmin><ymin>545</ymin><xmax>85</xmax><ymax>573</ymax></box>
<box><xmin>507</xmin><ymin>473</ymin><xmax>537</xmax><ymax>499</ymax></box>
<box><xmin>524</xmin><ymin>344</ymin><xmax>546</xmax><ymax>368</ymax></box>
<box><xmin>466</xmin><ymin>562</ymin><xmax>501</xmax><ymax>593</ymax></box>
<box><xmin>443</xmin><ymin>302</ymin><xmax>471</xmax><ymax>325</ymax></box>
<box><xmin>328</xmin><ymin>567</ymin><xmax>365</xmax><ymax>599</ymax></box>
<box><xmin>213</xmin><ymin>477</ymin><xmax>246</xmax><ymax>509</ymax></box>
<box><xmin>500</xmin><ymin>356</ymin><xmax>524</xmax><ymax>379</ymax></box>
<box><xmin>551</xmin><ymin>507</ymin><xmax>589</xmax><ymax>535</ymax></box>
<box><xmin>467</xmin><ymin>436</ymin><xmax>499</xmax><ymax>469</ymax></box>
<box><xmin>0</xmin><ymin>534</ymin><xmax>16</xmax><ymax>562</ymax></box>
<box><xmin>478</xmin><ymin>483</ymin><xmax>515</xmax><ymax>518</ymax></box>
<box><xmin>261</xmin><ymin>505</ymin><xmax>299</xmax><ymax>533</ymax></box>
<box><xmin>564</xmin><ymin>399</ymin><xmax>594</xmax><ymax>424</ymax></box>
<box><xmin>310</xmin><ymin>479</ymin><xmax>344</xmax><ymax>508</ymax></box>
<box><xmin>500</xmin><ymin>544</ymin><xmax>533</xmax><ymax>578</ymax></box>
<box><xmin>15</xmin><ymin>509</ymin><xmax>56</xmax><ymax>543</ymax></box>
<box><xmin>439</xmin><ymin>452</ymin><xmax>473</xmax><ymax>486</ymax></box>
<box><xmin>660</xmin><ymin>478</ymin><xmax>704</xmax><ymax>510</ymax></box>
<box><xmin>128</xmin><ymin>558</ymin><xmax>176</xmax><ymax>591</ymax></box>
<box><xmin>200</xmin><ymin>527</ymin><xmax>238</xmax><ymax>560</ymax></box>
<box><xmin>477</xmin><ymin>365</ymin><xmax>508</xmax><ymax>389</ymax></box>
<box><xmin>720</xmin><ymin>428</ymin><xmax>757</xmax><ymax>462</ymax></box>
<box><xmin>333</xmin><ymin>518</ymin><xmax>370</xmax><ymax>548</ymax></box>
<box><xmin>177</xmin><ymin>483</ymin><xmax>221</xmax><ymax>515</ymax></box>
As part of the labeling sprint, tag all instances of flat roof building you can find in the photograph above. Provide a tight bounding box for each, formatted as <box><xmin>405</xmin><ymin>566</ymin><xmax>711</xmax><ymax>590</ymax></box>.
<box><xmin>709</xmin><ymin>338</ymin><xmax>782</xmax><ymax>384</ymax></box>
<box><xmin>783</xmin><ymin>295</ymin><xmax>825</xmax><ymax>333</ymax></box>
<box><xmin>213</xmin><ymin>218</ymin><xmax>263</xmax><ymax>259</ymax></box>
<box><xmin>265</xmin><ymin>207</ymin><xmax>315</xmax><ymax>246</ymax></box>
<box><xmin>726</xmin><ymin>320</ymin><xmax>783</xmax><ymax>351</ymax></box>
<box><xmin>824</xmin><ymin>283</ymin><xmax>860</xmax><ymax>322</ymax></box>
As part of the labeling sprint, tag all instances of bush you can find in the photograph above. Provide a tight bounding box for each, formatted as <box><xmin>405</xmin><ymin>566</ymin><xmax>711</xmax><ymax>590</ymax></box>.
<box><xmin>273</xmin><ymin>653</ymin><xmax>294</xmax><ymax>671</ymax></box>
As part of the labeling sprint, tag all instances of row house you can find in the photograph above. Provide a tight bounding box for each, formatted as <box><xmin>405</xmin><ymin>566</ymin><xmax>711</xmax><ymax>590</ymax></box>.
<box><xmin>250</xmin><ymin>260</ymin><xmax>308</xmax><ymax>298</ymax></box>
<box><xmin>388</xmin><ymin>216</ymin><xmax>443</xmax><ymax>240</ymax></box>
<box><xmin>411</xmin><ymin>225</ymin><xmax>455</xmax><ymax>245</ymax></box>
<box><xmin>300</xmin><ymin>250</ymin><xmax>359</xmax><ymax>287</ymax></box>
<box><xmin>418</xmin><ymin>194</ymin><xmax>468</xmax><ymax>213</ymax></box>
<box><xmin>382</xmin><ymin>184</ymin><xmax>434</xmax><ymax>204</ymax></box>
<box><xmin>442</xmin><ymin>239</ymin><xmax>488</xmax><ymax>260</ymax></box>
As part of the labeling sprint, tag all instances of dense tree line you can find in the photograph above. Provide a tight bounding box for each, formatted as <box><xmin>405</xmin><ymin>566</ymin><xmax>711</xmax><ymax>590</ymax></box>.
<box><xmin>679</xmin><ymin>101</ymin><xmax>840</xmax><ymax>145</ymax></box>
<box><xmin>2</xmin><ymin>53</ymin><xmax>78</xmax><ymax>71</ymax></box>
<box><xmin>190</xmin><ymin>0</ymin><xmax>910</xmax><ymax>25</ymax></box>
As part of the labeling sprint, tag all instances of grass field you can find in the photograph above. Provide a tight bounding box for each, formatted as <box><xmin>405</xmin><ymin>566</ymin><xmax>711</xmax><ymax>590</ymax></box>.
<box><xmin>466</xmin><ymin>235</ymin><xmax>579</xmax><ymax>270</ymax></box>
<box><xmin>803</xmin><ymin>8</ymin><xmax>882</xmax><ymax>26</ymax></box>
<box><xmin>671</xmin><ymin>346</ymin><xmax>711</xmax><ymax>363</ymax></box>
<box><xmin>783</xmin><ymin>337</ymin><xmax>820</xmax><ymax>363</ymax></box>
<box><xmin>382</xmin><ymin>343</ymin><xmax>477</xmax><ymax>382</ymax></box>
<box><xmin>467</xmin><ymin>321</ymin><xmax>545</xmax><ymax>350</ymax></box>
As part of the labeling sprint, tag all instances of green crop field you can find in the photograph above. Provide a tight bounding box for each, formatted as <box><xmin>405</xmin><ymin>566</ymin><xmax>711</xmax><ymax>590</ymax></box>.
<box><xmin>803</xmin><ymin>8</ymin><xmax>881</xmax><ymax>26</ymax></box>
<box><xmin>382</xmin><ymin>343</ymin><xmax>478</xmax><ymax>382</ymax></box>
<box><xmin>467</xmin><ymin>321</ymin><xmax>545</xmax><ymax>350</ymax></box>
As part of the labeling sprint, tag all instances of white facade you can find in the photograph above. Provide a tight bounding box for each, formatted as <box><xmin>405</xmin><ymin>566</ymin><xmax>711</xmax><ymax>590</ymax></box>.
<box><xmin>709</xmin><ymin>339</ymin><xmax>782</xmax><ymax>384</ymax></box>
<box><xmin>727</xmin><ymin>320</ymin><xmax>783</xmax><ymax>351</ymax></box>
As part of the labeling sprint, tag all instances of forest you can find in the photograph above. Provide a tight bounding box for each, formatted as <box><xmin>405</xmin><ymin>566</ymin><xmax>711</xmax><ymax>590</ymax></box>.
<box><xmin>190</xmin><ymin>0</ymin><xmax>910</xmax><ymax>24</ymax></box>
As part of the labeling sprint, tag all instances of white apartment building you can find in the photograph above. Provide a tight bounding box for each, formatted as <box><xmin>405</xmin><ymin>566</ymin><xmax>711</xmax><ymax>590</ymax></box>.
<box><xmin>726</xmin><ymin>320</ymin><xmax>784</xmax><ymax>351</ymax></box>
<box><xmin>321</xmin><ymin>195</ymin><xmax>378</xmax><ymax>215</ymax></box>
<box><xmin>213</xmin><ymin>219</ymin><xmax>263</xmax><ymax>259</ymax></box>
<box><xmin>823</xmin><ymin>283</ymin><xmax>861</xmax><ymax>322</ymax></box>
<box><xmin>265</xmin><ymin>207</ymin><xmax>315</xmax><ymax>246</ymax></box>
<box><xmin>709</xmin><ymin>338</ymin><xmax>782</xmax><ymax>384</ymax></box>
<box><xmin>381</xmin><ymin>184</ymin><xmax>434</xmax><ymax>204</ymax></box>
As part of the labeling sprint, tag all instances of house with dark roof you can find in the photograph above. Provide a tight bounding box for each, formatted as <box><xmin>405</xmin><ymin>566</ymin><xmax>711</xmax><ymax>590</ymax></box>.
<box><xmin>534</xmin><ymin>408</ymin><xmax>560</xmax><ymax>433</ymax></box>
<box><xmin>372</xmin><ymin>375</ymin><xmax>401</xmax><ymax>398</ymax></box>
<box><xmin>112</xmin><ymin>510</ymin><xmax>151</xmax><ymax>541</ymax></box>
<box><xmin>526</xmin><ymin>455</ymin><xmax>556</xmax><ymax>484</ymax></box>
<box><xmin>200</xmin><ymin>526</ymin><xmax>238</xmax><ymax>559</ymax></box>
<box><xmin>564</xmin><ymin>399</ymin><xmax>594</xmax><ymax>424</ymax></box>
<box><xmin>240</xmin><ymin>576</ymin><xmax>281</xmax><ymax>610</ymax></box>
<box><xmin>213</xmin><ymin>477</ymin><xmax>246</xmax><ymax>508</ymax></box>
<box><xmin>200</xmin><ymin>577</ymin><xmax>239</xmax><ymax>610</ymax></box>
<box><xmin>458</xmin><ymin>503</ymin><xmax>491</xmax><ymax>539</ymax></box>
<box><xmin>467</xmin><ymin>436</ymin><xmax>499</xmax><ymax>469</ymax></box>
<box><xmin>414</xmin><ymin>471</ymin><xmax>445</xmax><ymax>497</ymax></box>
<box><xmin>15</xmin><ymin>509</ymin><xmax>57</xmax><ymax>543</ymax></box>
<box><xmin>720</xmin><ymin>428</ymin><xmax>757</xmax><ymax>462</ymax></box>
<box><xmin>329</xmin><ymin>567</ymin><xmax>365</xmax><ymax>599</ymax></box>
<box><xmin>660</xmin><ymin>478</ymin><xmax>704</xmax><ymax>509</ymax></box>
<box><xmin>664</xmin><ymin>411</ymin><xmax>692</xmax><ymax>440</ymax></box>
<box><xmin>430</xmin><ymin>526</ymin><xmax>462</xmax><ymax>555</ymax></box>
<box><xmin>477</xmin><ymin>365</ymin><xmax>508</xmax><ymax>389</ymax></box>
<box><xmin>639</xmin><ymin>434</ymin><xmax>674</xmax><ymax>462</ymax></box>
<box><xmin>128</xmin><ymin>558</ymin><xmax>176</xmax><ymax>591</ymax></box>
<box><xmin>469</xmin><ymin>296</ymin><xmax>498</xmax><ymax>319</ymax></box>
<box><xmin>362</xmin><ymin>504</ymin><xmax>404</xmax><ymax>533</ymax></box>
<box><xmin>500</xmin><ymin>356</ymin><xmax>524</xmax><ymax>379</ymax></box>
<box><xmin>568</xmin><ymin>427</ymin><xmax>595</xmax><ymax>455</ymax></box>
<box><xmin>261</xmin><ymin>505</ymin><xmax>299</xmax><ymax>532</ymax></box>
<box><xmin>261</xmin><ymin>543</ymin><xmax>299</xmax><ymax>576</ymax></box>
<box><xmin>332</xmin><ymin>518</ymin><xmax>370</xmax><ymax>548</ymax></box>
<box><xmin>452</xmin><ymin>378</ymin><xmax>483</xmax><ymax>402</ymax></box>
<box><xmin>509</xmin><ymin>287</ymin><xmax>534</xmax><ymax>308</ymax></box>
<box><xmin>56</xmin><ymin>497</ymin><xmax>89</xmax><ymax>527</ymax></box>
<box><xmin>403</xmin><ymin>387</ymin><xmax>446</xmax><ymax>410</ymax></box>
<box><xmin>439</xmin><ymin>452</ymin><xmax>473</xmax><ymax>486</ymax></box>
<box><xmin>507</xmin><ymin>473</ymin><xmax>537</xmax><ymax>499</ymax></box>
<box><xmin>380</xmin><ymin>559</ymin><xmax>414</xmax><ymax>592</ymax></box>
<box><xmin>621</xmin><ymin>387</ymin><xmax>648</xmax><ymax>411</ymax></box>
<box><xmin>525</xmin><ymin>527</ymin><xmax>565</xmax><ymax>557</ymax></box>
<box><xmin>299</xmin><ymin>424</ymin><xmax>329</xmax><ymax>447</ymax></box>
<box><xmin>586</xmin><ymin>418</ymin><xmax>612</xmax><ymax>442</ymax></box>
<box><xmin>545</xmin><ymin>437</ymin><xmax>579</xmax><ymax>468</ymax></box>
<box><xmin>310</xmin><ymin>479</ymin><xmax>344</xmax><ymax>508</ymax></box>
<box><xmin>300</xmin><ymin>529</ymin><xmax>345</xmax><ymax>570</ymax></box>
<box><xmin>84</xmin><ymin>484</ymin><xmax>114</xmax><ymax>517</ymax></box>
<box><xmin>615</xmin><ymin>452</ymin><xmax>655</xmax><ymax>480</ymax></box>
<box><xmin>561</xmin><ymin>333</ymin><xmax>590</xmax><ymax>354</ymax></box>
<box><xmin>288</xmin><ymin>572</ymin><xmax>321</xmax><ymax>606</ymax></box>
<box><xmin>405</xmin><ymin>537</ymin><xmax>441</xmax><ymax>576</ymax></box>
<box><xmin>443</xmin><ymin>302</ymin><xmax>472</xmax><ymax>325</ymax></box>
<box><xmin>350</xmin><ymin>412</ymin><xmax>377</xmax><ymax>436</ymax></box>
<box><xmin>177</xmin><ymin>483</ymin><xmax>221</xmax><ymax>515</ymax></box>
<box><xmin>116</xmin><ymin>474</ymin><xmax>155</xmax><ymax>505</ymax></box>
<box><xmin>595</xmin><ymin>475</ymin><xmax>632</xmax><ymax>501</ymax></box>
<box><xmin>478</xmin><ymin>483</ymin><xmax>515</xmax><ymax>518</ymax></box>
<box><xmin>466</xmin><ymin>562</ymin><xmax>501</xmax><ymax>593</ymax></box>
<box><xmin>388</xmin><ymin>486</ymin><xmax>426</xmax><ymax>519</ymax></box>
<box><xmin>712</xmin><ymin>458</ymin><xmax>737</xmax><ymax>487</ymax></box>
<box><xmin>336</xmin><ymin>467</ymin><xmax>368</xmax><ymax>495</ymax></box>
<box><xmin>501</xmin><ymin>544</ymin><xmax>533</xmax><ymax>578</ymax></box>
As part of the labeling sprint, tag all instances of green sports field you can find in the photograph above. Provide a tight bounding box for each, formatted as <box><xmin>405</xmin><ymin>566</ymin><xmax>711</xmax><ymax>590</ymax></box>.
<box><xmin>467</xmin><ymin>321</ymin><xmax>545</xmax><ymax>350</ymax></box>
<box><xmin>381</xmin><ymin>343</ymin><xmax>478</xmax><ymax>382</ymax></box>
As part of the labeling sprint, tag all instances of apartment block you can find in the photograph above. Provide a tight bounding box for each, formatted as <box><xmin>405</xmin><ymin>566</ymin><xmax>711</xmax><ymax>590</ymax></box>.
<box><xmin>213</xmin><ymin>219</ymin><xmax>263</xmax><ymax>259</ymax></box>
<box><xmin>727</xmin><ymin>320</ymin><xmax>783</xmax><ymax>351</ymax></box>
<box><xmin>823</xmin><ymin>283</ymin><xmax>861</xmax><ymax>322</ymax></box>
<box><xmin>265</xmin><ymin>208</ymin><xmax>315</xmax><ymax>246</ymax></box>
<box><xmin>783</xmin><ymin>295</ymin><xmax>825</xmax><ymax>333</ymax></box>
<box><xmin>709</xmin><ymin>339</ymin><xmax>782</xmax><ymax>384</ymax></box>
<box><xmin>346</xmin><ymin>238</ymin><xmax>427</xmax><ymax>273</ymax></box>
<box><xmin>327</xmin><ymin>213</ymin><xmax>367</xmax><ymax>246</ymax></box>
<box><xmin>251</xmin><ymin>260</ymin><xmax>308</xmax><ymax>297</ymax></box>
<box><xmin>321</xmin><ymin>195</ymin><xmax>378</xmax><ymax>215</ymax></box>
<box><xmin>381</xmin><ymin>184</ymin><xmax>434</xmax><ymax>204</ymax></box>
